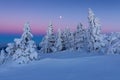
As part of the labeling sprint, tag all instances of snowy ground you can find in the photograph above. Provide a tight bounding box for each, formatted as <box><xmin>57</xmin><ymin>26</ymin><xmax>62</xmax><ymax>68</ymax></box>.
<box><xmin>0</xmin><ymin>51</ymin><xmax>120</xmax><ymax>80</ymax></box>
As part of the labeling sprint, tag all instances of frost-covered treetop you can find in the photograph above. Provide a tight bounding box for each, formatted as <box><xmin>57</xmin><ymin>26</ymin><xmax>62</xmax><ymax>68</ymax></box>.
<box><xmin>88</xmin><ymin>8</ymin><xmax>95</xmax><ymax>18</ymax></box>
<box><xmin>77</xmin><ymin>23</ymin><xmax>83</xmax><ymax>32</ymax></box>
<box><xmin>88</xmin><ymin>8</ymin><xmax>96</xmax><ymax>27</ymax></box>
<box><xmin>57</xmin><ymin>28</ymin><xmax>62</xmax><ymax>38</ymax></box>
<box><xmin>88</xmin><ymin>8</ymin><xmax>101</xmax><ymax>31</ymax></box>
<box><xmin>22</xmin><ymin>22</ymin><xmax>33</xmax><ymax>42</ymax></box>
<box><xmin>23</xmin><ymin>22</ymin><xmax>31</xmax><ymax>32</ymax></box>
<box><xmin>47</xmin><ymin>21</ymin><xmax>54</xmax><ymax>36</ymax></box>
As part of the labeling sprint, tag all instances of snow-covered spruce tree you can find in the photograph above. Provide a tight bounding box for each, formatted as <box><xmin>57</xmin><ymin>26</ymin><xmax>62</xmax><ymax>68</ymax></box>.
<box><xmin>87</xmin><ymin>8</ymin><xmax>104</xmax><ymax>52</ymax></box>
<box><xmin>74</xmin><ymin>23</ymin><xmax>85</xmax><ymax>51</ymax></box>
<box><xmin>62</xmin><ymin>27</ymin><xmax>72</xmax><ymax>50</ymax></box>
<box><xmin>5</xmin><ymin>42</ymin><xmax>18</xmax><ymax>64</ymax></box>
<box><xmin>39</xmin><ymin>36</ymin><xmax>49</xmax><ymax>53</ymax></box>
<box><xmin>69</xmin><ymin>32</ymin><xmax>75</xmax><ymax>50</ymax></box>
<box><xmin>107</xmin><ymin>32</ymin><xmax>120</xmax><ymax>54</ymax></box>
<box><xmin>6</xmin><ymin>43</ymin><xmax>16</xmax><ymax>57</ymax></box>
<box><xmin>39</xmin><ymin>22</ymin><xmax>56</xmax><ymax>53</ymax></box>
<box><xmin>12</xmin><ymin>22</ymin><xmax>38</xmax><ymax>64</ymax></box>
<box><xmin>107</xmin><ymin>41</ymin><xmax>120</xmax><ymax>54</ymax></box>
<box><xmin>0</xmin><ymin>49</ymin><xmax>6</xmax><ymax>64</ymax></box>
<box><xmin>55</xmin><ymin>29</ymin><xmax>66</xmax><ymax>51</ymax></box>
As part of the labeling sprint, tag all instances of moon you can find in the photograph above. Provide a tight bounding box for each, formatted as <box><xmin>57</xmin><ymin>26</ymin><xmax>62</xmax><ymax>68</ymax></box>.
<box><xmin>59</xmin><ymin>16</ymin><xmax>62</xmax><ymax>19</ymax></box>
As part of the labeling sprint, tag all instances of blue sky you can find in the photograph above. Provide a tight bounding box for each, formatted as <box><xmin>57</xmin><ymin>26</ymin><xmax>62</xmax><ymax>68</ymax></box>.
<box><xmin>0</xmin><ymin>0</ymin><xmax>120</xmax><ymax>43</ymax></box>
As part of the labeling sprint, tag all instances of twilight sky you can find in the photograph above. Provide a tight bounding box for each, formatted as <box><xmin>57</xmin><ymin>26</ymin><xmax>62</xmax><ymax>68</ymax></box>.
<box><xmin>0</xmin><ymin>0</ymin><xmax>120</xmax><ymax>35</ymax></box>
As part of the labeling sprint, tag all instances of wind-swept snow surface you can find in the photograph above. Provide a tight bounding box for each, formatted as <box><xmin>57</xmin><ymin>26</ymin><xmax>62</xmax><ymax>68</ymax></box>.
<box><xmin>0</xmin><ymin>53</ymin><xmax>120</xmax><ymax>80</ymax></box>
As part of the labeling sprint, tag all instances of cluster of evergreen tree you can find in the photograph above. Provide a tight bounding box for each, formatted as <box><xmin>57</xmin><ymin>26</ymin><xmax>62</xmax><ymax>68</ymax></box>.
<box><xmin>39</xmin><ymin>8</ymin><xmax>105</xmax><ymax>53</ymax></box>
<box><xmin>0</xmin><ymin>8</ymin><xmax>120</xmax><ymax>64</ymax></box>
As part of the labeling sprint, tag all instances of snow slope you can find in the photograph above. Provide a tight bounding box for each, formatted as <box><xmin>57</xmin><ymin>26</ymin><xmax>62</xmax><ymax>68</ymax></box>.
<box><xmin>0</xmin><ymin>52</ymin><xmax>120</xmax><ymax>80</ymax></box>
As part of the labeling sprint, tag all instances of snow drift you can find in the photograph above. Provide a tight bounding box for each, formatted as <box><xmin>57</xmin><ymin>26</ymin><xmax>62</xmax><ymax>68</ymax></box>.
<box><xmin>0</xmin><ymin>54</ymin><xmax>120</xmax><ymax>80</ymax></box>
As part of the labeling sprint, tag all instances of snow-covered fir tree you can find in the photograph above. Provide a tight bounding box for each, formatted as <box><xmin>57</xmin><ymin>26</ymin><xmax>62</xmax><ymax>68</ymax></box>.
<box><xmin>55</xmin><ymin>29</ymin><xmax>66</xmax><ymax>51</ymax></box>
<box><xmin>12</xmin><ymin>22</ymin><xmax>38</xmax><ymax>64</ymax></box>
<box><xmin>40</xmin><ymin>22</ymin><xmax>56</xmax><ymax>53</ymax></box>
<box><xmin>107</xmin><ymin>32</ymin><xmax>120</xmax><ymax>54</ymax></box>
<box><xmin>86</xmin><ymin>8</ymin><xmax>104</xmax><ymax>53</ymax></box>
<box><xmin>69</xmin><ymin>32</ymin><xmax>75</xmax><ymax>50</ymax></box>
<box><xmin>74</xmin><ymin>23</ymin><xmax>85</xmax><ymax>51</ymax></box>
<box><xmin>39</xmin><ymin>36</ymin><xmax>49</xmax><ymax>53</ymax></box>
<box><xmin>62</xmin><ymin>27</ymin><xmax>72</xmax><ymax>50</ymax></box>
<box><xmin>6</xmin><ymin>43</ymin><xmax>16</xmax><ymax>56</ymax></box>
<box><xmin>108</xmin><ymin>41</ymin><xmax>120</xmax><ymax>54</ymax></box>
<box><xmin>0</xmin><ymin>49</ymin><xmax>6</xmax><ymax>64</ymax></box>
